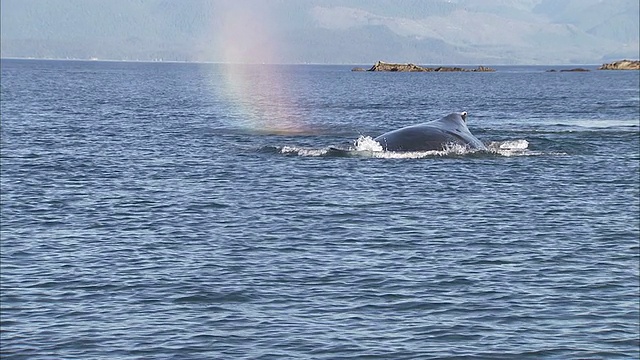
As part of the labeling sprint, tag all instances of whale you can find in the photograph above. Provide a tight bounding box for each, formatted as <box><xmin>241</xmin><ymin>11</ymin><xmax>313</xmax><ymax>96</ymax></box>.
<box><xmin>373</xmin><ymin>112</ymin><xmax>486</xmax><ymax>152</ymax></box>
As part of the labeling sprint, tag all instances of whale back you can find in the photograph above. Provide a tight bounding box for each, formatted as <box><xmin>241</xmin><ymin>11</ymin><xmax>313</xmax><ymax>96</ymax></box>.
<box><xmin>374</xmin><ymin>112</ymin><xmax>486</xmax><ymax>151</ymax></box>
<box><xmin>429</xmin><ymin>112</ymin><xmax>485</xmax><ymax>149</ymax></box>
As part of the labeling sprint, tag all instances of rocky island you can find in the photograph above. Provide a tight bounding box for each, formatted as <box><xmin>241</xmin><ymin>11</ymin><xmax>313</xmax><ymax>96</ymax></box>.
<box><xmin>546</xmin><ymin>68</ymin><xmax>590</xmax><ymax>72</ymax></box>
<box><xmin>360</xmin><ymin>61</ymin><xmax>495</xmax><ymax>72</ymax></box>
<box><xmin>598</xmin><ymin>60</ymin><xmax>640</xmax><ymax>70</ymax></box>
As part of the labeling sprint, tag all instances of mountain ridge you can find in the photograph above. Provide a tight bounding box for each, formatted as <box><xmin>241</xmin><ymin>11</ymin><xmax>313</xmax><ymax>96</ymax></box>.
<box><xmin>1</xmin><ymin>0</ymin><xmax>638</xmax><ymax>64</ymax></box>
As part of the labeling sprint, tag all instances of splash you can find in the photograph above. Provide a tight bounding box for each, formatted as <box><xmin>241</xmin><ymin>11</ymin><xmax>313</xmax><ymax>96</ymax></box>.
<box><xmin>280</xmin><ymin>146</ymin><xmax>328</xmax><ymax>157</ymax></box>
<box><xmin>274</xmin><ymin>137</ymin><xmax>561</xmax><ymax>158</ymax></box>
<box><xmin>205</xmin><ymin>3</ymin><xmax>307</xmax><ymax>135</ymax></box>
<box><xmin>497</xmin><ymin>139</ymin><xmax>529</xmax><ymax>149</ymax></box>
<box><xmin>487</xmin><ymin>139</ymin><xmax>542</xmax><ymax>156</ymax></box>
<box><xmin>352</xmin><ymin>135</ymin><xmax>480</xmax><ymax>158</ymax></box>
<box><xmin>353</xmin><ymin>136</ymin><xmax>383</xmax><ymax>152</ymax></box>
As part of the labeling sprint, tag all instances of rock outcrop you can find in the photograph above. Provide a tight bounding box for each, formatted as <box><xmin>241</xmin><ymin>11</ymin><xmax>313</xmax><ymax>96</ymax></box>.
<box><xmin>368</xmin><ymin>61</ymin><xmax>426</xmax><ymax>72</ymax></box>
<box><xmin>367</xmin><ymin>61</ymin><xmax>495</xmax><ymax>72</ymax></box>
<box><xmin>598</xmin><ymin>60</ymin><xmax>640</xmax><ymax>70</ymax></box>
<box><xmin>561</xmin><ymin>68</ymin><xmax>590</xmax><ymax>72</ymax></box>
<box><xmin>546</xmin><ymin>68</ymin><xmax>590</xmax><ymax>72</ymax></box>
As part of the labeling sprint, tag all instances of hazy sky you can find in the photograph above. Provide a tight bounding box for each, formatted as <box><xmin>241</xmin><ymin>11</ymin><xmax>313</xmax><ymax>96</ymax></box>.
<box><xmin>1</xmin><ymin>0</ymin><xmax>639</xmax><ymax>64</ymax></box>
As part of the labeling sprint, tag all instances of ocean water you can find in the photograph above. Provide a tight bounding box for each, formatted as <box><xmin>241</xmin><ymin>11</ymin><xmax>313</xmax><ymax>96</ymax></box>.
<box><xmin>1</xmin><ymin>59</ymin><xmax>639</xmax><ymax>359</ymax></box>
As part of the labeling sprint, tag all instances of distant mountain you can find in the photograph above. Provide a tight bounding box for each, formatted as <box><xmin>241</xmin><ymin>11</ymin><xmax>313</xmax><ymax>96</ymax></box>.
<box><xmin>1</xmin><ymin>0</ymin><xmax>638</xmax><ymax>64</ymax></box>
<box><xmin>303</xmin><ymin>0</ymin><xmax>638</xmax><ymax>64</ymax></box>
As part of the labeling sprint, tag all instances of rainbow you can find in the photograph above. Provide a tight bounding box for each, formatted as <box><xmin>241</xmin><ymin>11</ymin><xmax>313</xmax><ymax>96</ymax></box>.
<box><xmin>207</xmin><ymin>3</ymin><xmax>307</xmax><ymax>135</ymax></box>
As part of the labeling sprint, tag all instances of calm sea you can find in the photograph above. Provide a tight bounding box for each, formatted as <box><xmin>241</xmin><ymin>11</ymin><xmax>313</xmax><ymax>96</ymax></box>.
<box><xmin>1</xmin><ymin>59</ymin><xmax>639</xmax><ymax>359</ymax></box>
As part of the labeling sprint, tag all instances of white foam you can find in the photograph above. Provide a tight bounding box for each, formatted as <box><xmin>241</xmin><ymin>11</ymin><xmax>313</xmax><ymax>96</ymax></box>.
<box><xmin>279</xmin><ymin>138</ymin><xmax>562</xmax><ymax>158</ymax></box>
<box><xmin>370</xmin><ymin>150</ymin><xmax>445</xmax><ymax>159</ymax></box>
<box><xmin>350</xmin><ymin>136</ymin><xmax>479</xmax><ymax>158</ymax></box>
<box><xmin>353</xmin><ymin>136</ymin><xmax>383</xmax><ymax>152</ymax></box>
<box><xmin>365</xmin><ymin>142</ymin><xmax>478</xmax><ymax>159</ymax></box>
<box><xmin>280</xmin><ymin>146</ymin><xmax>328</xmax><ymax>157</ymax></box>
<box><xmin>499</xmin><ymin>139</ymin><xmax>529</xmax><ymax>150</ymax></box>
<box><xmin>487</xmin><ymin>139</ymin><xmax>546</xmax><ymax>156</ymax></box>
<box><xmin>442</xmin><ymin>142</ymin><xmax>475</xmax><ymax>155</ymax></box>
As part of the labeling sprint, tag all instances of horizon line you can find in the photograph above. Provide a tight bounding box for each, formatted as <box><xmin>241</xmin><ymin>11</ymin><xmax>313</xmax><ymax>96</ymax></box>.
<box><xmin>0</xmin><ymin>56</ymin><xmax>622</xmax><ymax>67</ymax></box>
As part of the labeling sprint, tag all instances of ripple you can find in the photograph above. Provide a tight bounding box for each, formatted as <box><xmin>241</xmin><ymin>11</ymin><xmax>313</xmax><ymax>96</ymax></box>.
<box><xmin>1</xmin><ymin>60</ymin><xmax>638</xmax><ymax>359</ymax></box>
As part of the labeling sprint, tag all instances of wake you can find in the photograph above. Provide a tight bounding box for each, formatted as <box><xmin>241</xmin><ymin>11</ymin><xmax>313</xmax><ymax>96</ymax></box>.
<box><xmin>272</xmin><ymin>136</ymin><xmax>559</xmax><ymax>158</ymax></box>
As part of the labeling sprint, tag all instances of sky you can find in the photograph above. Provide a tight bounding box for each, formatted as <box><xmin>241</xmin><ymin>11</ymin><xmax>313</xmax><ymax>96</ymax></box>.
<box><xmin>1</xmin><ymin>0</ymin><xmax>639</xmax><ymax>64</ymax></box>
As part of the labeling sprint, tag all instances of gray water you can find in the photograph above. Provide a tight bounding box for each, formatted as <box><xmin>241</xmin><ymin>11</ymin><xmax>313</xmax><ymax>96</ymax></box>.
<box><xmin>1</xmin><ymin>59</ymin><xmax>639</xmax><ymax>359</ymax></box>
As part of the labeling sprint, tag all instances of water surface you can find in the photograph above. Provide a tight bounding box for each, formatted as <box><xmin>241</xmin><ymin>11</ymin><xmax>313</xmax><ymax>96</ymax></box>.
<box><xmin>1</xmin><ymin>59</ymin><xmax>639</xmax><ymax>359</ymax></box>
